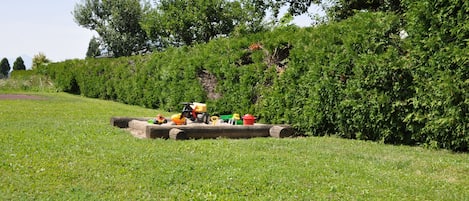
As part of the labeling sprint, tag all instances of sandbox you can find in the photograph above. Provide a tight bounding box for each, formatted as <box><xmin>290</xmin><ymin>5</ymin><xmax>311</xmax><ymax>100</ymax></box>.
<box><xmin>111</xmin><ymin>117</ymin><xmax>295</xmax><ymax>140</ymax></box>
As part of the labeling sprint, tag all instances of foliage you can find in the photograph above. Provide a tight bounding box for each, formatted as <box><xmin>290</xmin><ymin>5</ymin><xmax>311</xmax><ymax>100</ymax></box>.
<box><xmin>0</xmin><ymin>93</ymin><xmax>468</xmax><ymax>200</ymax></box>
<box><xmin>0</xmin><ymin>70</ymin><xmax>56</xmax><ymax>92</ymax></box>
<box><xmin>86</xmin><ymin>36</ymin><xmax>101</xmax><ymax>58</ymax></box>
<box><xmin>73</xmin><ymin>0</ymin><xmax>320</xmax><ymax>55</ymax></box>
<box><xmin>32</xmin><ymin>52</ymin><xmax>50</xmax><ymax>69</ymax></box>
<box><xmin>0</xmin><ymin>58</ymin><xmax>10</xmax><ymax>77</ymax></box>
<box><xmin>73</xmin><ymin>0</ymin><xmax>150</xmax><ymax>57</ymax></box>
<box><xmin>402</xmin><ymin>0</ymin><xmax>469</xmax><ymax>151</ymax></box>
<box><xmin>326</xmin><ymin>0</ymin><xmax>404</xmax><ymax>21</ymax></box>
<box><xmin>241</xmin><ymin>0</ymin><xmax>404</xmax><ymax>23</ymax></box>
<box><xmin>260</xmin><ymin>12</ymin><xmax>412</xmax><ymax>144</ymax></box>
<box><xmin>142</xmin><ymin>0</ymin><xmax>268</xmax><ymax>48</ymax></box>
<box><xmin>267</xmin><ymin>0</ymin><xmax>321</xmax><ymax>18</ymax></box>
<box><xmin>12</xmin><ymin>57</ymin><xmax>26</xmax><ymax>71</ymax></box>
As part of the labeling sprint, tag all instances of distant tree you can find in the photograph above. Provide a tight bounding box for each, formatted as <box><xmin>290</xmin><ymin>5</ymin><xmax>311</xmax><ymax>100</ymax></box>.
<box><xmin>32</xmin><ymin>53</ymin><xmax>51</xmax><ymax>69</ymax></box>
<box><xmin>13</xmin><ymin>57</ymin><xmax>26</xmax><ymax>71</ymax></box>
<box><xmin>73</xmin><ymin>0</ymin><xmax>150</xmax><ymax>57</ymax></box>
<box><xmin>0</xmin><ymin>58</ymin><xmax>11</xmax><ymax>77</ymax></box>
<box><xmin>86</xmin><ymin>36</ymin><xmax>102</xmax><ymax>58</ymax></box>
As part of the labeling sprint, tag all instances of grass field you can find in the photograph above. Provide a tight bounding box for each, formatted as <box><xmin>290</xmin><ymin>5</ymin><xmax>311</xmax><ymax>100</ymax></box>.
<box><xmin>1</xmin><ymin>92</ymin><xmax>468</xmax><ymax>200</ymax></box>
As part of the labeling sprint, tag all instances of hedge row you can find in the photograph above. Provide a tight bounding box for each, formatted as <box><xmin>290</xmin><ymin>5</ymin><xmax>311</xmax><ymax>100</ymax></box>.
<box><xmin>402</xmin><ymin>0</ymin><xmax>469</xmax><ymax>151</ymax></box>
<box><xmin>39</xmin><ymin>9</ymin><xmax>468</xmax><ymax>151</ymax></box>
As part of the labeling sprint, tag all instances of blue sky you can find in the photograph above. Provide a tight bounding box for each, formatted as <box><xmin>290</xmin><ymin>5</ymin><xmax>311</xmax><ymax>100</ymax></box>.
<box><xmin>0</xmin><ymin>1</ymin><xmax>322</xmax><ymax>68</ymax></box>
<box><xmin>0</xmin><ymin>1</ymin><xmax>95</xmax><ymax>66</ymax></box>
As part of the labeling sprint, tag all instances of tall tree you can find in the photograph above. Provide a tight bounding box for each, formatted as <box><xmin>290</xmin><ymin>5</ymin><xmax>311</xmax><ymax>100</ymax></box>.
<box><xmin>86</xmin><ymin>36</ymin><xmax>102</xmax><ymax>58</ymax></box>
<box><xmin>0</xmin><ymin>58</ymin><xmax>10</xmax><ymax>77</ymax></box>
<box><xmin>13</xmin><ymin>57</ymin><xmax>26</xmax><ymax>71</ymax></box>
<box><xmin>142</xmin><ymin>0</ymin><xmax>268</xmax><ymax>48</ymax></box>
<box><xmin>73</xmin><ymin>0</ymin><xmax>150</xmax><ymax>57</ymax></box>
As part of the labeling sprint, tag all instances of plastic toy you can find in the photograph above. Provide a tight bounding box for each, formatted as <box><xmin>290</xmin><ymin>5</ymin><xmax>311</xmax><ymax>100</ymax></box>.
<box><xmin>171</xmin><ymin>113</ymin><xmax>186</xmax><ymax>125</ymax></box>
<box><xmin>148</xmin><ymin>114</ymin><xmax>167</xmax><ymax>124</ymax></box>
<box><xmin>180</xmin><ymin>102</ymin><xmax>209</xmax><ymax>124</ymax></box>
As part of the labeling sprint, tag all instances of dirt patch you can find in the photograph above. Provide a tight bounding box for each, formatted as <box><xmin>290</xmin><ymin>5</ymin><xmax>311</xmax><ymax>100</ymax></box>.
<box><xmin>0</xmin><ymin>94</ymin><xmax>45</xmax><ymax>100</ymax></box>
<box><xmin>197</xmin><ymin>70</ymin><xmax>221</xmax><ymax>100</ymax></box>
<box><xmin>264</xmin><ymin>42</ymin><xmax>292</xmax><ymax>74</ymax></box>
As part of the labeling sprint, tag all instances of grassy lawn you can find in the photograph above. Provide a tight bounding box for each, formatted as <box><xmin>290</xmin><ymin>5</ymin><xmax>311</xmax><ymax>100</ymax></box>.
<box><xmin>1</xmin><ymin>92</ymin><xmax>468</xmax><ymax>200</ymax></box>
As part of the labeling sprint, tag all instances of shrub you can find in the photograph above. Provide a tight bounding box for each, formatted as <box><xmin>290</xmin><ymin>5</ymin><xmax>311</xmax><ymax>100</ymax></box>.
<box><xmin>403</xmin><ymin>0</ymin><xmax>469</xmax><ymax>151</ymax></box>
<box><xmin>3</xmin><ymin>70</ymin><xmax>56</xmax><ymax>92</ymax></box>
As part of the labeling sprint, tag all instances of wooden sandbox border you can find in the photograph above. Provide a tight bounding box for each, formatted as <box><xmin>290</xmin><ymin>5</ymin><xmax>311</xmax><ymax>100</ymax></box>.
<box><xmin>111</xmin><ymin>117</ymin><xmax>296</xmax><ymax>140</ymax></box>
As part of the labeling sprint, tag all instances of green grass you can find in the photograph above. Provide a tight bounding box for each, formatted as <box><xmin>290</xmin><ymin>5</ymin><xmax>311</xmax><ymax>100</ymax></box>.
<box><xmin>1</xmin><ymin>92</ymin><xmax>468</xmax><ymax>200</ymax></box>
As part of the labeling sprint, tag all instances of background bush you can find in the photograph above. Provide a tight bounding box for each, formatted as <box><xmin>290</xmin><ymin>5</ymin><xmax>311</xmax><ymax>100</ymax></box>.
<box><xmin>1</xmin><ymin>70</ymin><xmax>56</xmax><ymax>92</ymax></box>
<box><xmin>38</xmin><ymin>5</ymin><xmax>468</xmax><ymax>151</ymax></box>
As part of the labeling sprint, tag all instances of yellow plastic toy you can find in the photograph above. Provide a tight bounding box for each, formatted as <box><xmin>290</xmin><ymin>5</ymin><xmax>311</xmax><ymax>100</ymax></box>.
<box><xmin>171</xmin><ymin>113</ymin><xmax>186</xmax><ymax>125</ymax></box>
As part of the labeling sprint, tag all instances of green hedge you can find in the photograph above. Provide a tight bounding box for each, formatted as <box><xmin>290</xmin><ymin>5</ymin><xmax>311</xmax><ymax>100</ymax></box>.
<box><xmin>260</xmin><ymin>13</ymin><xmax>414</xmax><ymax>144</ymax></box>
<box><xmin>402</xmin><ymin>0</ymin><xmax>469</xmax><ymax>151</ymax></box>
<box><xmin>39</xmin><ymin>9</ymin><xmax>468</xmax><ymax>151</ymax></box>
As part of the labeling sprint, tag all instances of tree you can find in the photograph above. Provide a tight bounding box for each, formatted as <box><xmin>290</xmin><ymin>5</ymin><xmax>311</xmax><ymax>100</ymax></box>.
<box><xmin>0</xmin><ymin>58</ymin><xmax>10</xmax><ymax>78</ymax></box>
<box><xmin>73</xmin><ymin>0</ymin><xmax>150</xmax><ymax>57</ymax></box>
<box><xmin>142</xmin><ymin>0</ymin><xmax>269</xmax><ymax>48</ymax></box>
<box><xmin>86</xmin><ymin>36</ymin><xmax>102</xmax><ymax>58</ymax></box>
<box><xmin>261</xmin><ymin>0</ymin><xmax>403</xmax><ymax>22</ymax></box>
<box><xmin>265</xmin><ymin>0</ymin><xmax>321</xmax><ymax>19</ymax></box>
<box><xmin>325</xmin><ymin>0</ymin><xmax>404</xmax><ymax>21</ymax></box>
<box><xmin>13</xmin><ymin>57</ymin><xmax>26</xmax><ymax>71</ymax></box>
<box><xmin>32</xmin><ymin>52</ymin><xmax>51</xmax><ymax>69</ymax></box>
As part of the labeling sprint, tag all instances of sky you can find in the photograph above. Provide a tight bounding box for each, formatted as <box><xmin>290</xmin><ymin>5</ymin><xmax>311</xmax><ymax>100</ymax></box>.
<box><xmin>0</xmin><ymin>1</ymin><xmax>95</xmax><ymax>67</ymax></box>
<box><xmin>0</xmin><ymin>1</ymin><xmax>323</xmax><ymax>69</ymax></box>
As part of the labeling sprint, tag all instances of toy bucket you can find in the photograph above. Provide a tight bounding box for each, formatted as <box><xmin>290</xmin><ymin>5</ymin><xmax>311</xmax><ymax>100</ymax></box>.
<box><xmin>242</xmin><ymin>114</ymin><xmax>256</xmax><ymax>125</ymax></box>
